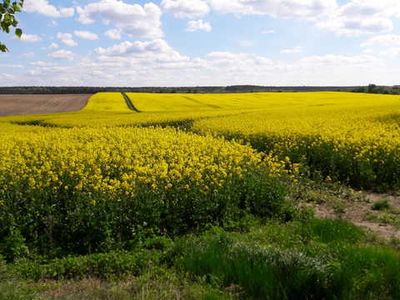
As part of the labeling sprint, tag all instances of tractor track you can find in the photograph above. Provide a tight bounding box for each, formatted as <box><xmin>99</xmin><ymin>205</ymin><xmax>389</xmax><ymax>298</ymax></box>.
<box><xmin>121</xmin><ymin>92</ymin><xmax>141</xmax><ymax>112</ymax></box>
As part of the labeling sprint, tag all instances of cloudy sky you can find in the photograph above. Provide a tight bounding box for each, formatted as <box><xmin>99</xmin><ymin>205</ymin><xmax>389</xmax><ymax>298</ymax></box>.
<box><xmin>1</xmin><ymin>0</ymin><xmax>400</xmax><ymax>86</ymax></box>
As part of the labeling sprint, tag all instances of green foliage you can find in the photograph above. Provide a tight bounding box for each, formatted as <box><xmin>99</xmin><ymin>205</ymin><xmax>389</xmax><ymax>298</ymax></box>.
<box><xmin>0</xmin><ymin>255</ymin><xmax>6</xmax><ymax>279</ymax></box>
<box><xmin>175</xmin><ymin>221</ymin><xmax>400</xmax><ymax>300</ymax></box>
<box><xmin>124</xmin><ymin>268</ymin><xmax>232</xmax><ymax>300</ymax></box>
<box><xmin>0</xmin><ymin>227</ymin><xmax>29</xmax><ymax>262</ymax></box>
<box><xmin>372</xmin><ymin>199</ymin><xmax>391</xmax><ymax>211</ymax></box>
<box><xmin>13</xmin><ymin>250</ymin><xmax>158</xmax><ymax>281</ymax></box>
<box><xmin>0</xmin><ymin>281</ymin><xmax>37</xmax><ymax>300</ymax></box>
<box><xmin>301</xmin><ymin>218</ymin><xmax>365</xmax><ymax>244</ymax></box>
<box><xmin>1</xmin><ymin>266</ymin><xmax>232</xmax><ymax>300</ymax></box>
<box><xmin>240</xmin><ymin>168</ymin><xmax>290</xmax><ymax>220</ymax></box>
<box><xmin>0</xmin><ymin>0</ymin><xmax>24</xmax><ymax>52</ymax></box>
<box><xmin>0</xmin><ymin>219</ymin><xmax>399</xmax><ymax>299</ymax></box>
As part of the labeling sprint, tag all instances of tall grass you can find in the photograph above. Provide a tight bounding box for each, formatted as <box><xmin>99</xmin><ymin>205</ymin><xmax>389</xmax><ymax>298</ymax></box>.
<box><xmin>176</xmin><ymin>220</ymin><xmax>400</xmax><ymax>300</ymax></box>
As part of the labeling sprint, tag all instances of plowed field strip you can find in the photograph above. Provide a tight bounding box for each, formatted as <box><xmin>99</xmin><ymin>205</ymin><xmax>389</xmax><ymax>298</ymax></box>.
<box><xmin>0</xmin><ymin>94</ymin><xmax>91</xmax><ymax>116</ymax></box>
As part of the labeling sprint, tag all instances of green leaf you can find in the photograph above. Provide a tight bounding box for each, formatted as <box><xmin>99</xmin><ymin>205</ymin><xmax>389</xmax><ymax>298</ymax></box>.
<box><xmin>0</xmin><ymin>42</ymin><xmax>8</xmax><ymax>52</ymax></box>
<box><xmin>15</xmin><ymin>27</ymin><xmax>21</xmax><ymax>37</ymax></box>
<box><xmin>0</xmin><ymin>0</ymin><xmax>24</xmax><ymax>53</ymax></box>
<box><xmin>13</xmin><ymin>3</ymin><xmax>21</xmax><ymax>12</ymax></box>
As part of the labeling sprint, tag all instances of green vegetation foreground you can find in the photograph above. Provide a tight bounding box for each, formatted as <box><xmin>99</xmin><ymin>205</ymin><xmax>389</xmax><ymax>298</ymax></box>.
<box><xmin>1</xmin><ymin>92</ymin><xmax>400</xmax><ymax>299</ymax></box>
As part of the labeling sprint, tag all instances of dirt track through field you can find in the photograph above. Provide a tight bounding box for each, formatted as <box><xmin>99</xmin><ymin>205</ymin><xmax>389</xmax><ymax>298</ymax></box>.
<box><xmin>0</xmin><ymin>94</ymin><xmax>91</xmax><ymax>116</ymax></box>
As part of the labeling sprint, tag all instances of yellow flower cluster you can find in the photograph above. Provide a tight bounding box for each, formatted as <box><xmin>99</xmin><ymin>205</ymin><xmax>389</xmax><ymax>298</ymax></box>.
<box><xmin>0</xmin><ymin>126</ymin><xmax>281</xmax><ymax>201</ymax></box>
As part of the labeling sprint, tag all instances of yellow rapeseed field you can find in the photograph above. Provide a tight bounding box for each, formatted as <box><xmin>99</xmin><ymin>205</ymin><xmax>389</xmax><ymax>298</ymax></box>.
<box><xmin>2</xmin><ymin>91</ymin><xmax>400</xmax><ymax>190</ymax></box>
<box><xmin>82</xmin><ymin>92</ymin><xmax>130</xmax><ymax>113</ymax></box>
<box><xmin>191</xmin><ymin>93</ymin><xmax>400</xmax><ymax>189</ymax></box>
<box><xmin>111</xmin><ymin>91</ymin><xmax>400</xmax><ymax>189</ymax></box>
<box><xmin>0</xmin><ymin>93</ymin><xmax>288</xmax><ymax>253</ymax></box>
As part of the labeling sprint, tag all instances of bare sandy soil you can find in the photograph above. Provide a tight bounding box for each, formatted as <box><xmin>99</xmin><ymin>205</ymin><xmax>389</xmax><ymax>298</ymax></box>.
<box><xmin>0</xmin><ymin>94</ymin><xmax>90</xmax><ymax>116</ymax></box>
<box><xmin>314</xmin><ymin>192</ymin><xmax>400</xmax><ymax>240</ymax></box>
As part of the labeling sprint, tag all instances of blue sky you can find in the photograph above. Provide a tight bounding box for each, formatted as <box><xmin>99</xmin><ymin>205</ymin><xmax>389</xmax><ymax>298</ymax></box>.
<box><xmin>1</xmin><ymin>0</ymin><xmax>400</xmax><ymax>86</ymax></box>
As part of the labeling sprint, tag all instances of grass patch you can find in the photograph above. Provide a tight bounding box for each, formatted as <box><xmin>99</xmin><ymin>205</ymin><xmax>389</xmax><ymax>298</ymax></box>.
<box><xmin>366</xmin><ymin>212</ymin><xmax>400</xmax><ymax>228</ymax></box>
<box><xmin>372</xmin><ymin>199</ymin><xmax>391</xmax><ymax>211</ymax></box>
<box><xmin>175</xmin><ymin>220</ymin><xmax>400</xmax><ymax>299</ymax></box>
<box><xmin>12</xmin><ymin>250</ymin><xmax>158</xmax><ymax>281</ymax></box>
<box><xmin>1</xmin><ymin>217</ymin><xmax>400</xmax><ymax>299</ymax></box>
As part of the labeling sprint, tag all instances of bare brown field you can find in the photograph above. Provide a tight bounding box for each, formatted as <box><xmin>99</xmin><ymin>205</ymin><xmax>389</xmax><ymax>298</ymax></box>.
<box><xmin>0</xmin><ymin>94</ymin><xmax>90</xmax><ymax>116</ymax></box>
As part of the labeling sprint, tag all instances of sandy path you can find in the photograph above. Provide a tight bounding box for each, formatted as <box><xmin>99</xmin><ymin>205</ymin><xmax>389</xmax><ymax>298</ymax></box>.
<box><xmin>0</xmin><ymin>94</ymin><xmax>91</xmax><ymax>116</ymax></box>
<box><xmin>314</xmin><ymin>192</ymin><xmax>400</xmax><ymax>240</ymax></box>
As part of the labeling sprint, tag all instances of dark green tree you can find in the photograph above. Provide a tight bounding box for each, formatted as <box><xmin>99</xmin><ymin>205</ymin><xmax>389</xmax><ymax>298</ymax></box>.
<box><xmin>0</xmin><ymin>0</ymin><xmax>24</xmax><ymax>52</ymax></box>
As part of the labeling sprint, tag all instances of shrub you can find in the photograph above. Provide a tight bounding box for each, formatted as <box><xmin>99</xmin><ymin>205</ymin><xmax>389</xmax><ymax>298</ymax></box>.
<box><xmin>0</xmin><ymin>228</ymin><xmax>29</xmax><ymax>262</ymax></box>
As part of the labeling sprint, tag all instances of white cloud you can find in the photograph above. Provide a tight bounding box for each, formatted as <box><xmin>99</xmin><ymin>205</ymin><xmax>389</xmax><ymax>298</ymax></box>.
<box><xmin>238</xmin><ymin>40</ymin><xmax>255</xmax><ymax>48</ymax></box>
<box><xmin>19</xmin><ymin>34</ymin><xmax>42</xmax><ymax>43</ymax></box>
<box><xmin>24</xmin><ymin>0</ymin><xmax>74</xmax><ymax>18</ymax></box>
<box><xmin>343</xmin><ymin>0</ymin><xmax>400</xmax><ymax>18</ymax></box>
<box><xmin>161</xmin><ymin>0</ymin><xmax>210</xmax><ymax>18</ymax></box>
<box><xmin>298</xmin><ymin>54</ymin><xmax>379</xmax><ymax>66</ymax></box>
<box><xmin>317</xmin><ymin>0</ymin><xmax>400</xmax><ymax>36</ymax></box>
<box><xmin>319</xmin><ymin>14</ymin><xmax>393</xmax><ymax>36</ymax></box>
<box><xmin>77</xmin><ymin>1</ymin><xmax>162</xmax><ymax>39</ymax></box>
<box><xmin>48</xmin><ymin>49</ymin><xmax>74</xmax><ymax>60</ymax></box>
<box><xmin>261</xmin><ymin>29</ymin><xmax>275</xmax><ymax>35</ymax></box>
<box><xmin>361</xmin><ymin>34</ymin><xmax>400</xmax><ymax>48</ymax></box>
<box><xmin>22</xmin><ymin>52</ymin><xmax>35</xmax><ymax>58</ymax></box>
<box><xmin>57</xmin><ymin>33</ymin><xmax>78</xmax><ymax>47</ymax></box>
<box><xmin>105</xmin><ymin>29</ymin><xmax>122</xmax><ymax>40</ymax></box>
<box><xmin>159</xmin><ymin>0</ymin><xmax>400</xmax><ymax>37</ymax></box>
<box><xmin>74</xmin><ymin>30</ymin><xmax>99</xmax><ymax>40</ymax></box>
<box><xmin>206</xmin><ymin>0</ymin><xmax>337</xmax><ymax>19</ymax></box>
<box><xmin>281</xmin><ymin>46</ymin><xmax>303</xmax><ymax>54</ymax></box>
<box><xmin>186</xmin><ymin>19</ymin><xmax>212</xmax><ymax>32</ymax></box>
<box><xmin>203</xmin><ymin>0</ymin><xmax>396</xmax><ymax>36</ymax></box>
<box><xmin>6</xmin><ymin>42</ymin><xmax>400</xmax><ymax>87</ymax></box>
<box><xmin>360</xmin><ymin>34</ymin><xmax>400</xmax><ymax>58</ymax></box>
<box><xmin>30</xmin><ymin>61</ymin><xmax>55</xmax><ymax>67</ymax></box>
<box><xmin>49</xmin><ymin>43</ymin><xmax>59</xmax><ymax>50</ymax></box>
<box><xmin>95</xmin><ymin>39</ymin><xmax>188</xmax><ymax>63</ymax></box>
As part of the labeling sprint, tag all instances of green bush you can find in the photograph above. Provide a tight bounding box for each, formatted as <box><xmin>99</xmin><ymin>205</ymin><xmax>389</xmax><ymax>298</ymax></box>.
<box><xmin>240</xmin><ymin>169</ymin><xmax>290</xmax><ymax>219</ymax></box>
<box><xmin>0</xmin><ymin>228</ymin><xmax>29</xmax><ymax>262</ymax></box>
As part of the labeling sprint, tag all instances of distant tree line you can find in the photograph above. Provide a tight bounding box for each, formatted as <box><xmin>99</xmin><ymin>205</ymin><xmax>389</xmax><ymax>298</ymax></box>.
<box><xmin>0</xmin><ymin>85</ymin><xmax>361</xmax><ymax>94</ymax></box>
<box><xmin>353</xmin><ymin>84</ymin><xmax>400</xmax><ymax>95</ymax></box>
